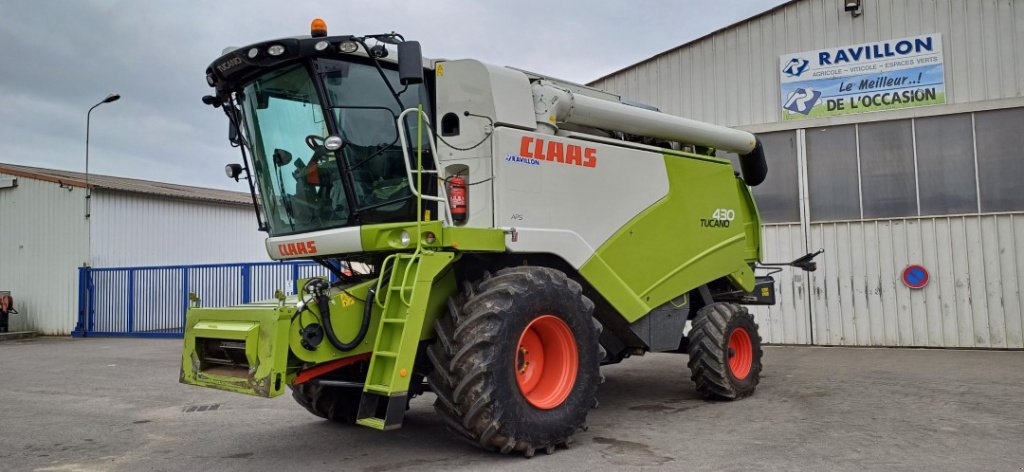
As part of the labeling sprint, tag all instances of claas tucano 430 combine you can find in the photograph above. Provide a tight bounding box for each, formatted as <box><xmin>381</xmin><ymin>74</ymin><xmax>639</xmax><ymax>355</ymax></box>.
<box><xmin>182</xmin><ymin>19</ymin><xmax>818</xmax><ymax>456</ymax></box>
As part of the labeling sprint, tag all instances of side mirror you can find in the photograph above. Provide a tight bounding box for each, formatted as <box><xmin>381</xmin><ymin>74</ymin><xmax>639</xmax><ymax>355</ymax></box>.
<box><xmin>226</xmin><ymin>105</ymin><xmax>243</xmax><ymax>146</ymax></box>
<box><xmin>398</xmin><ymin>41</ymin><xmax>424</xmax><ymax>86</ymax></box>
<box><xmin>229</xmin><ymin>122</ymin><xmax>241</xmax><ymax>146</ymax></box>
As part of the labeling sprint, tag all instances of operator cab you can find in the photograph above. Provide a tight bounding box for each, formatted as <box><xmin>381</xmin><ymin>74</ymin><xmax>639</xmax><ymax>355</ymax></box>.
<box><xmin>205</xmin><ymin>24</ymin><xmax>434</xmax><ymax>237</ymax></box>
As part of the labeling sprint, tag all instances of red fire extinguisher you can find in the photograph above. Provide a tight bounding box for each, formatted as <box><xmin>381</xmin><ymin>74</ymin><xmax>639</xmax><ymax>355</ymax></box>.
<box><xmin>448</xmin><ymin>175</ymin><xmax>467</xmax><ymax>223</ymax></box>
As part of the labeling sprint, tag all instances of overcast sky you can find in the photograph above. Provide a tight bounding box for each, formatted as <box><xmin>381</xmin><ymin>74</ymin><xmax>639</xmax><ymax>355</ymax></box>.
<box><xmin>0</xmin><ymin>0</ymin><xmax>789</xmax><ymax>191</ymax></box>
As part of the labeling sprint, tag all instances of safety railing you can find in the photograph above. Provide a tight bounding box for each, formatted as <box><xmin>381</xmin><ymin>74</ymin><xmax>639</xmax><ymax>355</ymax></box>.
<box><xmin>73</xmin><ymin>260</ymin><xmax>329</xmax><ymax>338</ymax></box>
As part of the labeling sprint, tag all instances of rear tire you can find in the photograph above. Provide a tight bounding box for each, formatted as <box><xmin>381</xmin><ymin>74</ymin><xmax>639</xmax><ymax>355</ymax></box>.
<box><xmin>427</xmin><ymin>267</ymin><xmax>602</xmax><ymax>457</ymax></box>
<box><xmin>687</xmin><ymin>302</ymin><xmax>763</xmax><ymax>400</ymax></box>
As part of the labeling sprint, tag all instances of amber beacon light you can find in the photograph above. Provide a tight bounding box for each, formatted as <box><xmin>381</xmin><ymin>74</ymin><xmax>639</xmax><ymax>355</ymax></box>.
<box><xmin>310</xmin><ymin>18</ymin><xmax>327</xmax><ymax>37</ymax></box>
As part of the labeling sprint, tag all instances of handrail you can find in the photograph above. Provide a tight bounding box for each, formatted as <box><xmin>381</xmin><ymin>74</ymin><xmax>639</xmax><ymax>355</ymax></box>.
<box><xmin>396</xmin><ymin>108</ymin><xmax>453</xmax><ymax>226</ymax></box>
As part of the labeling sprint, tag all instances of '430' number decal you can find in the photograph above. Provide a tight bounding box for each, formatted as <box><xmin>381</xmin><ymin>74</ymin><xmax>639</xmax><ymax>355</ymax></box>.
<box><xmin>701</xmin><ymin>208</ymin><xmax>735</xmax><ymax>228</ymax></box>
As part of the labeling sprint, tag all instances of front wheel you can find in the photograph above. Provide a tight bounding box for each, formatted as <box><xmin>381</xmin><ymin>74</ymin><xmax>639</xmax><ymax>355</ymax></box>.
<box><xmin>427</xmin><ymin>267</ymin><xmax>602</xmax><ymax>457</ymax></box>
<box><xmin>687</xmin><ymin>302</ymin><xmax>763</xmax><ymax>400</ymax></box>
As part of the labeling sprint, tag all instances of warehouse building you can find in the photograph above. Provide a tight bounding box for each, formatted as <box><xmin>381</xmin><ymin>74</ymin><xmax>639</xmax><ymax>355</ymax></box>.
<box><xmin>0</xmin><ymin>164</ymin><xmax>269</xmax><ymax>334</ymax></box>
<box><xmin>591</xmin><ymin>0</ymin><xmax>1024</xmax><ymax>348</ymax></box>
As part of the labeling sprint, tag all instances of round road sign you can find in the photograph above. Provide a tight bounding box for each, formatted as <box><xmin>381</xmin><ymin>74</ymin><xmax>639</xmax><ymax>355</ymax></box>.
<box><xmin>901</xmin><ymin>265</ymin><xmax>929</xmax><ymax>289</ymax></box>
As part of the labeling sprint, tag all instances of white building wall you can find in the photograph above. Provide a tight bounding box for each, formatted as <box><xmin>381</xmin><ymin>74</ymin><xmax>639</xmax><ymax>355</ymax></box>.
<box><xmin>757</xmin><ymin>215</ymin><xmax>1024</xmax><ymax>348</ymax></box>
<box><xmin>90</xmin><ymin>190</ymin><xmax>269</xmax><ymax>267</ymax></box>
<box><xmin>590</xmin><ymin>0</ymin><xmax>1024</xmax><ymax>129</ymax></box>
<box><xmin>0</xmin><ymin>174</ymin><xmax>89</xmax><ymax>335</ymax></box>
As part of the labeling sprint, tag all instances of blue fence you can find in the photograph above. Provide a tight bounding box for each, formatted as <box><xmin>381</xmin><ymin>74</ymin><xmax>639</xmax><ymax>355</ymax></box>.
<box><xmin>74</xmin><ymin>261</ymin><xmax>329</xmax><ymax>338</ymax></box>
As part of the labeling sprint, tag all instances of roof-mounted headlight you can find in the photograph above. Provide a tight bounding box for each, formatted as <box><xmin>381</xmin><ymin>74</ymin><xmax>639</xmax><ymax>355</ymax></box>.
<box><xmin>267</xmin><ymin>44</ymin><xmax>285</xmax><ymax>56</ymax></box>
<box><xmin>339</xmin><ymin>41</ymin><xmax>358</xmax><ymax>53</ymax></box>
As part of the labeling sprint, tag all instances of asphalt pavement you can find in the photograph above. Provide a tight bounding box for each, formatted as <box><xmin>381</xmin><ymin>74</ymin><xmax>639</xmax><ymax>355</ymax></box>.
<box><xmin>0</xmin><ymin>337</ymin><xmax>1021</xmax><ymax>471</ymax></box>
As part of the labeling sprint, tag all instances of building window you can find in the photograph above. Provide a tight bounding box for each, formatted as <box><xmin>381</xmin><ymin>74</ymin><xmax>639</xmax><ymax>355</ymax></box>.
<box><xmin>806</xmin><ymin>125</ymin><xmax>860</xmax><ymax>221</ymax></box>
<box><xmin>858</xmin><ymin>120</ymin><xmax>918</xmax><ymax>218</ymax></box>
<box><xmin>975</xmin><ymin>107</ymin><xmax>1024</xmax><ymax>213</ymax></box>
<box><xmin>914</xmin><ymin>114</ymin><xmax>978</xmax><ymax>215</ymax></box>
<box><xmin>751</xmin><ymin>131</ymin><xmax>800</xmax><ymax>223</ymax></box>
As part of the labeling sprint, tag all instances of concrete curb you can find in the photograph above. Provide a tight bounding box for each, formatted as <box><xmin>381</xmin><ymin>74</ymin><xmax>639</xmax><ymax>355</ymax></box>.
<box><xmin>0</xmin><ymin>331</ymin><xmax>39</xmax><ymax>342</ymax></box>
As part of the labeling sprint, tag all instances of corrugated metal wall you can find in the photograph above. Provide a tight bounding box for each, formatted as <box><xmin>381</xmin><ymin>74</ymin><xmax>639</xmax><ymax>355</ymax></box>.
<box><xmin>90</xmin><ymin>190</ymin><xmax>268</xmax><ymax>267</ymax></box>
<box><xmin>0</xmin><ymin>174</ymin><xmax>89</xmax><ymax>335</ymax></box>
<box><xmin>758</xmin><ymin>215</ymin><xmax>1024</xmax><ymax>348</ymax></box>
<box><xmin>590</xmin><ymin>0</ymin><xmax>1024</xmax><ymax>128</ymax></box>
<box><xmin>0</xmin><ymin>176</ymin><xmax>271</xmax><ymax>335</ymax></box>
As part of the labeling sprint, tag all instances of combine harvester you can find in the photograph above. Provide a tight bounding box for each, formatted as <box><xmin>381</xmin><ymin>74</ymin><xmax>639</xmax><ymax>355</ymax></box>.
<box><xmin>182</xmin><ymin>19</ymin><xmax>817</xmax><ymax>456</ymax></box>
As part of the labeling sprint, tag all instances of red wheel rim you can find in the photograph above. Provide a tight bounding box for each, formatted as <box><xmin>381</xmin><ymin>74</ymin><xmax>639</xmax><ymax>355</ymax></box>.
<box><xmin>515</xmin><ymin>315</ymin><xmax>578</xmax><ymax>409</ymax></box>
<box><xmin>728</xmin><ymin>327</ymin><xmax>753</xmax><ymax>380</ymax></box>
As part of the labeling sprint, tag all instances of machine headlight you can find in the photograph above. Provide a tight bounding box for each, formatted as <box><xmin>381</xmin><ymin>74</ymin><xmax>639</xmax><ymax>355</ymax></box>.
<box><xmin>314</xmin><ymin>40</ymin><xmax>329</xmax><ymax>51</ymax></box>
<box><xmin>339</xmin><ymin>41</ymin><xmax>359</xmax><ymax>53</ymax></box>
<box><xmin>247</xmin><ymin>47</ymin><xmax>259</xmax><ymax>59</ymax></box>
<box><xmin>399</xmin><ymin>231</ymin><xmax>411</xmax><ymax>247</ymax></box>
<box><xmin>324</xmin><ymin>135</ymin><xmax>344</xmax><ymax>150</ymax></box>
<box><xmin>267</xmin><ymin>44</ymin><xmax>286</xmax><ymax>56</ymax></box>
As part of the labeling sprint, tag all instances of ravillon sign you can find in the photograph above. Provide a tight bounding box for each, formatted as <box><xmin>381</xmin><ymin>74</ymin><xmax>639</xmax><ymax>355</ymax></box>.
<box><xmin>779</xmin><ymin>34</ymin><xmax>945</xmax><ymax>120</ymax></box>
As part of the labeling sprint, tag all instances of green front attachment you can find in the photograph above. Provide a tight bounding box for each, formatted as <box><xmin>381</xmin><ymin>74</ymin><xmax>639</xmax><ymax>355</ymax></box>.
<box><xmin>180</xmin><ymin>251</ymin><xmax>458</xmax><ymax>433</ymax></box>
<box><xmin>180</xmin><ymin>303</ymin><xmax>293</xmax><ymax>397</ymax></box>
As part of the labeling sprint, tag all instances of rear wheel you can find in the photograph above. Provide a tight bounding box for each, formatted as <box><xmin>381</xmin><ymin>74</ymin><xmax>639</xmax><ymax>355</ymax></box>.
<box><xmin>687</xmin><ymin>302</ymin><xmax>762</xmax><ymax>400</ymax></box>
<box><xmin>427</xmin><ymin>267</ymin><xmax>602</xmax><ymax>457</ymax></box>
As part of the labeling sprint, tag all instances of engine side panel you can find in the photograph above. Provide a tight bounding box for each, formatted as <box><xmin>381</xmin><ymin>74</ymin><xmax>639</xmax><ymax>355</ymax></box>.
<box><xmin>492</xmin><ymin>127</ymin><xmax>670</xmax><ymax>267</ymax></box>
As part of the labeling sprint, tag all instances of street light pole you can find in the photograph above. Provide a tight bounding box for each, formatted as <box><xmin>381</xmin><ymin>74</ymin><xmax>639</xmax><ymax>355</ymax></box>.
<box><xmin>85</xmin><ymin>93</ymin><xmax>121</xmax><ymax>218</ymax></box>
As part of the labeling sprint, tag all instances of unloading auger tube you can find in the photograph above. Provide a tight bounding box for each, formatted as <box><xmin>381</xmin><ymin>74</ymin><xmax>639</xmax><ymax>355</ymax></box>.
<box><xmin>531</xmin><ymin>82</ymin><xmax>768</xmax><ymax>186</ymax></box>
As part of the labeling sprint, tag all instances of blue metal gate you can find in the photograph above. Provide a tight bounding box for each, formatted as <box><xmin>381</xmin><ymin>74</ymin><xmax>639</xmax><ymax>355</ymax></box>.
<box><xmin>74</xmin><ymin>261</ymin><xmax>329</xmax><ymax>338</ymax></box>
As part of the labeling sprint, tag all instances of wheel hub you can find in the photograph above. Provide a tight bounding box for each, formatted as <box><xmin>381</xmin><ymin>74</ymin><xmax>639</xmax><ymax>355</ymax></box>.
<box><xmin>727</xmin><ymin>327</ymin><xmax>753</xmax><ymax>380</ymax></box>
<box><xmin>514</xmin><ymin>315</ymin><xmax>578</xmax><ymax>410</ymax></box>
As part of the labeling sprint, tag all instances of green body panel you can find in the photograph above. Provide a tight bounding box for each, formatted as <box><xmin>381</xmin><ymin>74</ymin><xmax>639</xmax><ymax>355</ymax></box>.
<box><xmin>180</xmin><ymin>304</ymin><xmax>293</xmax><ymax>397</ymax></box>
<box><xmin>579</xmin><ymin>153</ymin><xmax>761</xmax><ymax>322</ymax></box>
<box><xmin>359</xmin><ymin>222</ymin><xmax>506</xmax><ymax>253</ymax></box>
<box><xmin>289</xmin><ymin>279</ymin><xmax>380</xmax><ymax>364</ymax></box>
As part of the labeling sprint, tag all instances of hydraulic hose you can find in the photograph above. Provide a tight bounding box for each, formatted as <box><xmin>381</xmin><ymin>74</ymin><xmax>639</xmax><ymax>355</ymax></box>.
<box><xmin>308</xmin><ymin>279</ymin><xmax>374</xmax><ymax>352</ymax></box>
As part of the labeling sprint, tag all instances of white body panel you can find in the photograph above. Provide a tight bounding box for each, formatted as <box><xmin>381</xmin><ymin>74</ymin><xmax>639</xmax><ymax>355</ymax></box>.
<box><xmin>265</xmin><ymin>226</ymin><xmax>363</xmax><ymax>260</ymax></box>
<box><xmin>491</xmin><ymin>128</ymin><xmax>669</xmax><ymax>268</ymax></box>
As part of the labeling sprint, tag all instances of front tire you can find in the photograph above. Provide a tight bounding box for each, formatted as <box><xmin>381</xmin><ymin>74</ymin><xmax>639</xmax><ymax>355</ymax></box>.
<box><xmin>427</xmin><ymin>267</ymin><xmax>602</xmax><ymax>457</ymax></box>
<box><xmin>687</xmin><ymin>302</ymin><xmax>763</xmax><ymax>400</ymax></box>
<box><xmin>290</xmin><ymin>382</ymin><xmax>361</xmax><ymax>424</ymax></box>
<box><xmin>290</xmin><ymin>360</ymin><xmax>368</xmax><ymax>424</ymax></box>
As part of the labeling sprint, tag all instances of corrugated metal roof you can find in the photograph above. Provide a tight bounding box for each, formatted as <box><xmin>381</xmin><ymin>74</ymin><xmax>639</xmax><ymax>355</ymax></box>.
<box><xmin>0</xmin><ymin>163</ymin><xmax>252</xmax><ymax>206</ymax></box>
<box><xmin>587</xmin><ymin>0</ymin><xmax>801</xmax><ymax>85</ymax></box>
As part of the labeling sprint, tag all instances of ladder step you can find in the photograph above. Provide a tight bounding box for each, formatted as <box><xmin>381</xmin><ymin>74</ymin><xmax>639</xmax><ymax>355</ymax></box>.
<box><xmin>364</xmin><ymin>384</ymin><xmax>392</xmax><ymax>395</ymax></box>
<box><xmin>381</xmin><ymin>319</ymin><xmax>406</xmax><ymax>324</ymax></box>
<box><xmin>374</xmin><ymin>351</ymin><xmax>398</xmax><ymax>357</ymax></box>
<box><xmin>356</xmin><ymin>417</ymin><xmax>387</xmax><ymax>430</ymax></box>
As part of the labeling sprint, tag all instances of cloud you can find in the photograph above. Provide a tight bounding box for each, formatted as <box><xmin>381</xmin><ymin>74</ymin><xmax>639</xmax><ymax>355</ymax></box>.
<box><xmin>0</xmin><ymin>0</ymin><xmax>789</xmax><ymax>191</ymax></box>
